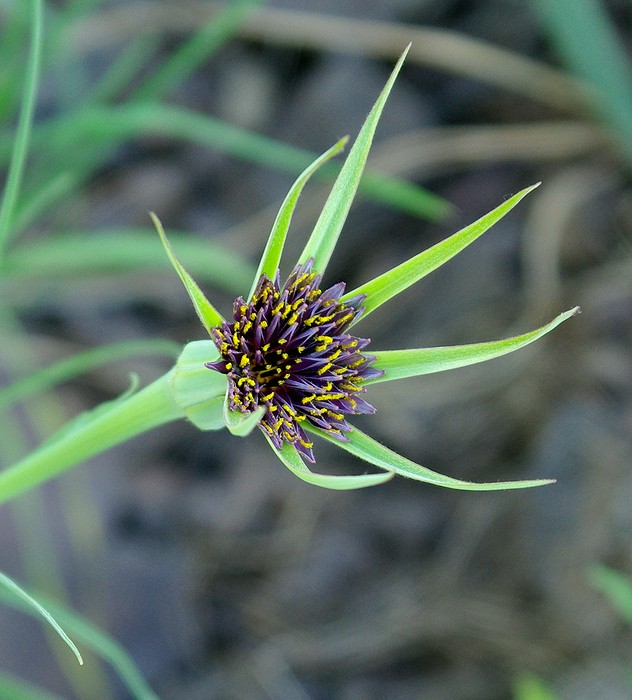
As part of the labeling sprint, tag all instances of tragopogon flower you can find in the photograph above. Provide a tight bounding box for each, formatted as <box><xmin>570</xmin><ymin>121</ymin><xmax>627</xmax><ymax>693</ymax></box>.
<box><xmin>206</xmin><ymin>259</ymin><xmax>381</xmax><ymax>462</ymax></box>
<box><xmin>152</xmin><ymin>46</ymin><xmax>578</xmax><ymax>491</ymax></box>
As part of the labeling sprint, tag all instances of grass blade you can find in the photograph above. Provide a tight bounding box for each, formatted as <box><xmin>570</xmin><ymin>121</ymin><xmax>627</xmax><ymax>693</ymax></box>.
<box><xmin>5</xmin><ymin>229</ymin><xmax>255</xmax><ymax>293</ymax></box>
<box><xmin>150</xmin><ymin>212</ymin><xmax>224</xmax><ymax>332</ymax></box>
<box><xmin>589</xmin><ymin>565</ymin><xmax>632</xmax><ymax>626</ymax></box>
<box><xmin>0</xmin><ymin>671</ymin><xmax>66</xmax><ymax>700</ymax></box>
<box><xmin>7</xmin><ymin>102</ymin><xmax>447</xmax><ymax>221</ymax></box>
<box><xmin>532</xmin><ymin>0</ymin><xmax>632</xmax><ymax>167</ymax></box>
<box><xmin>249</xmin><ymin>137</ymin><xmax>348</xmax><ymax>299</ymax></box>
<box><xmin>0</xmin><ymin>0</ymin><xmax>43</xmax><ymax>259</ymax></box>
<box><xmin>135</xmin><ymin>0</ymin><xmax>263</xmax><ymax>101</ymax></box>
<box><xmin>0</xmin><ymin>584</ymin><xmax>159</xmax><ymax>700</ymax></box>
<box><xmin>369</xmin><ymin>307</ymin><xmax>580</xmax><ymax>383</ymax></box>
<box><xmin>308</xmin><ymin>424</ymin><xmax>555</xmax><ymax>490</ymax></box>
<box><xmin>0</xmin><ymin>339</ymin><xmax>181</xmax><ymax>412</ymax></box>
<box><xmin>266</xmin><ymin>436</ymin><xmax>394</xmax><ymax>489</ymax></box>
<box><xmin>298</xmin><ymin>45</ymin><xmax>411</xmax><ymax>273</ymax></box>
<box><xmin>0</xmin><ymin>571</ymin><xmax>82</xmax><ymax>666</ymax></box>
<box><xmin>343</xmin><ymin>183</ymin><xmax>540</xmax><ymax>320</ymax></box>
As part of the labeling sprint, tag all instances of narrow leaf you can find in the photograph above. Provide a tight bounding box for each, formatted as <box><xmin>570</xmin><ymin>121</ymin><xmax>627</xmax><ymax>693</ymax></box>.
<box><xmin>0</xmin><ymin>0</ymin><xmax>43</xmax><ymax>258</ymax></box>
<box><xmin>369</xmin><ymin>307</ymin><xmax>580</xmax><ymax>383</ymax></box>
<box><xmin>0</xmin><ymin>339</ymin><xmax>181</xmax><ymax>411</ymax></box>
<box><xmin>298</xmin><ymin>44</ymin><xmax>411</xmax><ymax>273</ymax></box>
<box><xmin>249</xmin><ymin>136</ymin><xmax>348</xmax><ymax>300</ymax></box>
<box><xmin>266</xmin><ymin>436</ymin><xmax>394</xmax><ymax>490</ymax></box>
<box><xmin>223</xmin><ymin>388</ymin><xmax>266</xmax><ymax>436</ymax></box>
<box><xmin>308</xmin><ymin>424</ymin><xmax>555</xmax><ymax>490</ymax></box>
<box><xmin>150</xmin><ymin>212</ymin><xmax>224</xmax><ymax>333</ymax></box>
<box><xmin>0</xmin><ymin>585</ymin><xmax>159</xmax><ymax>700</ymax></box>
<box><xmin>343</xmin><ymin>183</ymin><xmax>540</xmax><ymax>321</ymax></box>
<box><xmin>0</xmin><ymin>571</ymin><xmax>82</xmax><ymax>665</ymax></box>
<box><xmin>589</xmin><ymin>565</ymin><xmax>632</xmax><ymax>626</ymax></box>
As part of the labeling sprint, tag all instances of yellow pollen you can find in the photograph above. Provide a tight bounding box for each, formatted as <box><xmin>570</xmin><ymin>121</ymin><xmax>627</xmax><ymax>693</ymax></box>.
<box><xmin>239</xmin><ymin>355</ymin><xmax>249</xmax><ymax>368</ymax></box>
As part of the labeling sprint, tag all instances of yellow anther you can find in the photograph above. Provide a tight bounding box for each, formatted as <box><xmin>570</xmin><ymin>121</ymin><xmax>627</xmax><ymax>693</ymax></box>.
<box><xmin>239</xmin><ymin>354</ymin><xmax>249</xmax><ymax>368</ymax></box>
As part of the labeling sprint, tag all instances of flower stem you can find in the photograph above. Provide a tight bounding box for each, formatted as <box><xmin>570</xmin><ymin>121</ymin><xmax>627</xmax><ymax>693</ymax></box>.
<box><xmin>0</xmin><ymin>371</ymin><xmax>184</xmax><ymax>506</ymax></box>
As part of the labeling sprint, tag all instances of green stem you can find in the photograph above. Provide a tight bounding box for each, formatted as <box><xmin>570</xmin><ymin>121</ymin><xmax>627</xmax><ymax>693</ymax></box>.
<box><xmin>0</xmin><ymin>371</ymin><xmax>183</xmax><ymax>506</ymax></box>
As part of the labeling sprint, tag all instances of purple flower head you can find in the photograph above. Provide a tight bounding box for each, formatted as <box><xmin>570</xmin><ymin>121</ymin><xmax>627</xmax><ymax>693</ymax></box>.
<box><xmin>206</xmin><ymin>259</ymin><xmax>383</xmax><ymax>461</ymax></box>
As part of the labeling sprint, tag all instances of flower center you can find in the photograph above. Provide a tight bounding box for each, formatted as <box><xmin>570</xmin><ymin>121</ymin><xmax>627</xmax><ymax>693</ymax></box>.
<box><xmin>205</xmin><ymin>260</ymin><xmax>382</xmax><ymax>461</ymax></box>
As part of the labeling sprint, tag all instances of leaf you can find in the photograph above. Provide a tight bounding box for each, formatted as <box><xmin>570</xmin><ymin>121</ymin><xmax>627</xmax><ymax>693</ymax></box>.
<box><xmin>150</xmin><ymin>212</ymin><xmax>224</xmax><ymax>333</ymax></box>
<box><xmin>0</xmin><ymin>571</ymin><xmax>82</xmax><ymax>666</ymax></box>
<box><xmin>0</xmin><ymin>0</ymin><xmax>43</xmax><ymax>258</ymax></box>
<box><xmin>266</xmin><ymin>436</ymin><xmax>394</xmax><ymax>490</ymax></box>
<box><xmin>298</xmin><ymin>44</ymin><xmax>411</xmax><ymax>274</ymax></box>
<box><xmin>0</xmin><ymin>584</ymin><xmax>159</xmax><ymax>700</ymax></box>
<box><xmin>223</xmin><ymin>387</ymin><xmax>266</xmax><ymax>436</ymax></box>
<box><xmin>249</xmin><ymin>136</ymin><xmax>348</xmax><ymax>300</ymax></box>
<box><xmin>589</xmin><ymin>564</ymin><xmax>632</xmax><ymax>626</ymax></box>
<box><xmin>369</xmin><ymin>307</ymin><xmax>580</xmax><ymax>383</ymax></box>
<box><xmin>308</xmin><ymin>424</ymin><xmax>555</xmax><ymax>490</ymax></box>
<box><xmin>343</xmin><ymin>183</ymin><xmax>540</xmax><ymax>321</ymax></box>
<box><xmin>0</xmin><ymin>339</ymin><xmax>181</xmax><ymax>411</ymax></box>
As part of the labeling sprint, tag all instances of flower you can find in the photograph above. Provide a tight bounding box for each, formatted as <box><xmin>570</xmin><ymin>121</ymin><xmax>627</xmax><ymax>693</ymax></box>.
<box><xmin>153</xmin><ymin>46</ymin><xmax>578</xmax><ymax>491</ymax></box>
<box><xmin>206</xmin><ymin>259</ymin><xmax>382</xmax><ymax>461</ymax></box>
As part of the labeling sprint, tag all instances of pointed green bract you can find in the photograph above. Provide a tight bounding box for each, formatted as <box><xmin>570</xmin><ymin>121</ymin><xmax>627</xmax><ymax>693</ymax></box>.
<box><xmin>223</xmin><ymin>389</ymin><xmax>266</xmax><ymax>436</ymax></box>
<box><xmin>171</xmin><ymin>340</ymin><xmax>227</xmax><ymax>431</ymax></box>
<box><xmin>343</xmin><ymin>183</ymin><xmax>541</xmax><ymax>321</ymax></box>
<box><xmin>308</xmin><ymin>424</ymin><xmax>555</xmax><ymax>490</ymax></box>
<box><xmin>150</xmin><ymin>212</ymin><xmax>224</xmax><ymax>333</ymax></box>
<box><xmin>298</xmin><ymin>44</ymin><xmax>411</xmax><ymax>274</ymax></box>
<box><xmin>369</xmin><ymin>307</ymin><xmax>580</xmax><ymax>383</ymax></box>
<box><xmin>266</xmin><ymin>437</ymin><xmax>394</xmax><ymax>490</ymax></box>
<box><xmin>249</xmin><ymin>137</ymin><xmax>349</xmax><ymax>300</ymax></box>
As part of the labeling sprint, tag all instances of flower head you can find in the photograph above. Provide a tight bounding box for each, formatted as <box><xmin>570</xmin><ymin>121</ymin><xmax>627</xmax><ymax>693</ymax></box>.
<box><xmin>154</xmin><ymin>45</ymin><xmax>578</xmax><ymax>491</ymax></box>
<box><xmin>206</xmin><ymin>259</ymin><xmax>382</xmax><ymax>461</ymax></box>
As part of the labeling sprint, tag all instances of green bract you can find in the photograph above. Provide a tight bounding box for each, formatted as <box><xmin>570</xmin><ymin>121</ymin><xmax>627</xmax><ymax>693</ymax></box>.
<box><xmin>0</xmin><ymin>47</ymin><xmax>578</xmax><ymax>502</ymax></box>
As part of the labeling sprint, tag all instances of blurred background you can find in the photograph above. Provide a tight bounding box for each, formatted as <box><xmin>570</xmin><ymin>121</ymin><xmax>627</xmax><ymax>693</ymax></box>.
<box><xmin>0</xmin><ymin>1</ymin><xmax>631</xmax><ymax>698</ymax></box>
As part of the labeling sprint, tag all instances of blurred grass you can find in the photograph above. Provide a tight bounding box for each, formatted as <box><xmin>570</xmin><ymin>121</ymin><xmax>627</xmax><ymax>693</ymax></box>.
<box><xmin>532</xmin><ymin>0</ymin><xmax>632</xmax><ymax>167</ymax></box>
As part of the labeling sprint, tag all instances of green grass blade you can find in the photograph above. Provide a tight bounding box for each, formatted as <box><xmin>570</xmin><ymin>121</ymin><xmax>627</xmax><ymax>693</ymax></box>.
<box><xmin>308</xmin><ymin>424</ymin><xmax>555</xmax><ymax>490</ymax></box>
<box><xmin>249</xmin><ymin>137</ymin><xmax>348</xmax><ymax>299</ymax></box>
<box><xmin>298</xmin><ymin>45</ymin><xmax>411</xmax><ymax>273</ymax></box>
<box><xmin>223</xmin><ymin>389</ymin><xmax>265</xmax><ymax>436</ymax></box>
<box><xmin>0</xmin><ymin>339</ymin><xmax>181</xmax><ymax>412</ymax></box>
<box><xmin>0</xmin><ymin>571</ymin><xmax>82</xmax><ymax>666</ymax></box>
<box><xmin>0</xmin><ymin>585</ymin><xmax>159</xmax><ymax>700</ymax></box>
<box><xmin>513</xmin><ymin>673</ymin><xmax>558</xmax><ymax>700</ymax></box>
<box><xmin>343</xmin><ymin>183</ymin><xmax>540</xmax><ymax>320</ymax></box>
<box><xmin>369</xmin><ymin>307</ymin><xmax>580</xmax><ymax>383</ymax></box>
<box><xmin>9</xmin><ymin>102</ymin><xmax>446</xmax><ymax>221</ymax></box>
<box><xmin>150</xmin><ymin>213</ymin><xmax>224</xmax><ymax>332</ymax></box>
<box><xmin>589</xmin><ymin>565</ymin><xmax>632</xmax><ymax>626</ymax></box>
<box><xmin>0</xmin><ymin>671</ymin><xmax>65</xmax><ymax>700</ymax></box>
<box><xmin>0</xmin><ymin>0</ymin><xmax>43</xmax><ymax>259</ymax></box>
<box><xmin>4</xmin><ymin>230</ymin><xmax>255</xmax><ymax>294</ymax></box>
<box><xmin>134</xmin><ymin>0</ymin><xmax>262</xmax><ymax>101</ymax></box>
<box><xmin>85</xmin><ymin>34</ymin><xmax>160</xmax><ymax>105</ymax></box>
<box><xmin>532</xmin><ymin>0</ymin><xmax>632</xmax><ymax>167</ymax></box>
<box><xmin>266</xmin><ymin>436</ymin><xmax>394</xmax><ymax>489</ymax></box>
